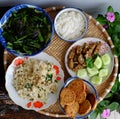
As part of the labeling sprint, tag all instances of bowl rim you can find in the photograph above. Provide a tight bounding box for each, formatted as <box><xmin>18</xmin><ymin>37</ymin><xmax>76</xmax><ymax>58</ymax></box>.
<box><xmin>58</xmin><ymin>76</ymin><xmax>98</xmax><ymax>118</ymax></box>
<box><xmin>54</xmin><ymin>7</ymin><xmax>88</xmax><ymax>42</ymax></box>
<box><xmin>0</xmin><ymin>4</ymin><xmax>54</xmax><ymax>56</ymax></box>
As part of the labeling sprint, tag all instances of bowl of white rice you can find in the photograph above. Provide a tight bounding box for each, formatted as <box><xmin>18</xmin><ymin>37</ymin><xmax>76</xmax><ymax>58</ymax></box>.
<box><xmin>54</xmin><ymin>7</ymin><xmax>88</xmax><ymax>42</ymax></box>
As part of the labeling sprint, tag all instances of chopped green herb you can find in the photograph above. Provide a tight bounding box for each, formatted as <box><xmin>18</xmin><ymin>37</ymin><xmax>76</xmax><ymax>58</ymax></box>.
<box><xmin>85</xmin><ymin>54</ymin><xmax>99</xmax><ymax>68</ymax></box>
<box><xmin>38</xmin><ymin>94</ymin><xmax>41</xmax><ymax>98</ymax></box>
<box><xmin>55</xmin><ymin>80</ymin><xmax>58</xmax><ymax>83</ymax></box>
<box><xmin>45</xmin><ymin>74</ymin><xmax>53</xmax><ymax>82</ymax></box>
<box><xmin>85</xmin><ymin>58</ymin><xmax>94</xmax><ymax>68</ymax></box>
<box><xmin>24</xmin><ymin>83</ymin><xmax>33</xmax><ymax>89</ymax></box>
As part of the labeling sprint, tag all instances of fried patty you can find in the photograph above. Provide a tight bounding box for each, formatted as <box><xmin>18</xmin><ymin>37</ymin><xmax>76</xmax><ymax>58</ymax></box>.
<box><xmin>67</xmin><ymin>78</ymin><xmax>86</xmax><ymax>95</ymax></box>
<box><xmin>65</xmin><ymin>101</ymin><xmax>79</xmax><ymax>118</ymax></box>
<box><xmin>79</xmin><ymin>100</ymin><xmax>91</xmax><ymax>116</ymax></box>
<box><xmin>60</xmin><ymin>87</ymin><xmax>76</xmax><ymax>107</ymax></box>
<box><xmin>87</xmin><ymin>93</ymin><xmax>97</xmax><ymax>110</ymax></box>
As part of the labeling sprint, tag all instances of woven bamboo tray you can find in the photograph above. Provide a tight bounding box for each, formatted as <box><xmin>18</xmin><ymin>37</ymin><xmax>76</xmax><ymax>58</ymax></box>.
<box><xmin>4</xmin><ymin>6</ymin><xmax>118</xmax><ymax>118</ymax></box>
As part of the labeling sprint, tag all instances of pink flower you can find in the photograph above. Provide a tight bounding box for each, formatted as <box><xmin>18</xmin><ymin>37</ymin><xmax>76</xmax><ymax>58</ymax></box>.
<box><xmin>106</xmin><ymin>12</ymin><xmax>115</xmax><ymax>22</ymax></box>
<box><xmin>101</xmin><ymin>109</ymin><xmax>110</xmax><ymax>118</ymax></box>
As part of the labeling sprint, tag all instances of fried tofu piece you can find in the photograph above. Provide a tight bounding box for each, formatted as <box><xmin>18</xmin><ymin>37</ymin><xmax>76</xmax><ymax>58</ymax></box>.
<box><xmin>68</xmin><ymin>59</ymin><xmax>74</xmax><ymax>69</ymax></box>
<box><xmin>65</xmin><ymin>101</ymin><xmax>79</xmax><ymax>118</ymax></box>
<box><xmin>73</xmin><ymin>64</ymin><xmax>84</xmax><ymax>71</ymax></box>
<box><xmin>87</xmin><ymin>93</ymin><xmax>97</xmax><ymax>110</ymax></box>
<box><xmin>76</xmin><ymin>91</ymin><xmax>86</xmax><ymax>104</ymax></box>
<box><xmin>76</xmin><ymin>46</ymin><xmax>83</xmax><ymax>54</ymax></box>
<box><xmin>94</xmin><ymin>41</ymin><xmax>102</xmax><ymax>55</ymax></box>
<box><xmin>60</xmin><ymin>87</ymin><xmax>76</xmax><ymax>107</ymax></box>
<box><xmin>67</xmin><ymin>78</ymin><xmax>86</xmax><ymax>96</ymax></box>
<box><xmin>79</xmin><ymin>100</ymin><xmax>91</xmax><ymax>116</ymax></box>
<box><xmin>85</xmin><ymin>43</ymin><xmax>96</xmax><ymax>58</ymax></box>
<box><xmin>82</xmin><ymin>43</ymin><xmax>90</xmax><ymax>54</ymax></box>
<box><xmin>68</xmin><ymin>48</ymin><xmax>75</xmax><ymax>59</ymax></box>
<box><xmin>78</xmin><ymin>54</ymin><xmax>85</xmax><ymax>64</ymax></box>
<box><xmin>85</xmin><ymin>84</ymin><xmax>90</xmax><ymax>94</ymax></box>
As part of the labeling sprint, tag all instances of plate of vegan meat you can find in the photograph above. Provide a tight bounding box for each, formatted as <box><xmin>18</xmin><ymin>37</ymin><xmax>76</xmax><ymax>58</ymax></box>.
<box><xmin>65</xmin><ymin>37</ymin><xmax>114</xmax><ymax>85</ymax></box>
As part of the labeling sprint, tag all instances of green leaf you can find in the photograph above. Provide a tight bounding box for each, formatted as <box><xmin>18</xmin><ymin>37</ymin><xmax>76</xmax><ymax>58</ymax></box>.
<box><xmin>107</xmin><ymin>102</ymin><xmax>119</xmax><ymax>111</ymax></box>
<box><xmin>96</xmin><ymin>14</ymin><xmax>107</xmax><ymax>25</ymax></box>
<box><xmin>85</xmin><ymin>58</ymin><xmax>94</xmax><ymax>68</ymax></box>
<box><xmin>112</xmin><ymin>34</ymin><xmax>120</xmax><ymax>43</ymax></box>
<box><xmin>116</xmin><ymin>79</ymin><xmax>120</xmax><ymax>90</ymax></box>
<box><xmin>114</xmin><ymin>12</ymin><xmax>120</xmax><ymax>20</ymax></box>
<box><xmin>112</xmin><ymin>21</ymin><xmax>120</xmax><ymax>27</ymax></box>
<box><xmin>107</xmin><ymin>26</ymin><xmax>114</xmax><ymax>35</ymax></box>
<box><xmin>111</xmin><ymin>79</ymin><xmax>120</xmax><ymax>93</ymax></box>
<box><xmin>107</xmin><ymin>6</ymin><xmax>114</xmax><ymax>12</ymax></box>
<box><xmin>105</xmin><ymin>93</ymin><xmax>113</xmax><ymax>99</ymax></box>
<box><xmin>114</xmin><ymin>25</ymin><xmax>120</xmax><ymax>33</ymax></box>
<box><xmin>99</xmin><ymin>100</ymin><xmax>110</xmax><ymax>107</ymax></box>
<box><xmin>114</xmin><ymin>47</ymin><xmax>120</xmax><ymax>56</ymax></box>
<box><xmin>111</xmin><ymin>82</ymin><xmax>118</xmax><ymax>93</ymax></box>
<box><xmin>89</xmin><ymin>110</ymin><xmax>99</xmax><ymax>119</ymax></box>
<box><xmin>38</xmin><ymin>34</ymin><xmax>44</xmax><ymax>42</ymax></box>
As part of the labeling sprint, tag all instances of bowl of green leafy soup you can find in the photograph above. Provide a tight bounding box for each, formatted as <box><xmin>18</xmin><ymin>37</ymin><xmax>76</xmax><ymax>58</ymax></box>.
<box><xmin>0</xmin><ymin>4</ymin><xmax>54</xmax><ymax>56</ymax></box>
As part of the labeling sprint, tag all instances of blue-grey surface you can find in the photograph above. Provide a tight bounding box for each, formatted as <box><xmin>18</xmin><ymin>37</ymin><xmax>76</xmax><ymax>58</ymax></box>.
<box><xmin>0</xmin><ymin>0</ymin><xmax>118</xmax><ymax>17</ymax></box>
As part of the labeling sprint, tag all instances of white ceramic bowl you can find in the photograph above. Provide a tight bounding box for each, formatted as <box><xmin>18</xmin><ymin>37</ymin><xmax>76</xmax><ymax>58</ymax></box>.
<box><xmin>54</xmin><ymin>7</ymin><xmax>88</xmax><ymax>42</ymax></box>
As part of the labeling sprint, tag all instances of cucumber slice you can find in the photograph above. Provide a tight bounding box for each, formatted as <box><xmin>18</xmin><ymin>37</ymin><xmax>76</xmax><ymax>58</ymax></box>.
<box><xmin>101</xmin><ymin>53</ymin><xmax>111</xmax><ymax>65</ymax></box>
<box><xmin>94</xmin><ymin>56</ymin><xmax>102</xmax><ymax>69</ymax></box>
<box><xmin>99</xmin><ymin>68</ymin><xmax>108</xmax><ymax>77</ymax></box>
<box><xmin>77</xmin><ymin>69</ymin><xmax>88</xmax><ymax>78</ymax></box>
<box><xmin>91</xmin><ymin>75</ymin><xmax>102</xmax><ymax>85</ymax></box>
<box><xmin>87</xmin><ymin>67</ymin><xmax>98</xmax><ymax>77</ymax></box>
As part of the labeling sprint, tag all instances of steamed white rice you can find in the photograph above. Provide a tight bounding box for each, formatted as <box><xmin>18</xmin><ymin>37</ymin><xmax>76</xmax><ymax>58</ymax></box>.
<box><xmin>55</xmin><ymin>10</ymin><xmax>86</xmax><ymax>40</ymax></box>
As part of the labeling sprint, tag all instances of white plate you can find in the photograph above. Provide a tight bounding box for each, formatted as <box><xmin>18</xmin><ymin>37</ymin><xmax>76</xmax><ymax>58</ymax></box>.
<box><xmin>5</xmin><ymin>52</ymin><xmax>64</xmax><ymax>111</ymax></box>
<box><xmin>65</xmin><ymin>37</ymin><xmax>114</xmax><ymax>82</ymax></box>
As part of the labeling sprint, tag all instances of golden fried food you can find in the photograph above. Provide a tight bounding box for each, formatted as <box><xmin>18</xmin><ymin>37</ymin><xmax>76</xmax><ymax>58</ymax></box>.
<box><xmin>60</xmin><ymin>98</ymin><xmax>66</xmax><ymax>108</ymax></box>
<box><xmin>65</xmin><ymin>101</ymin><xmax>79</xmax><ymax>118</ymax></box>
<box><xmin>60</xmin><ymin>78</ymin><xmax>97</xmax><ymax>118</ymax></box>
<box><xmin>67</xmin><ymin>78</ymin><xmax>86</xmax><ymax>96</ymax></box>
<box><xmin>76</xmin><ymin>91</ymin><xmax>86</xmax><ymax>104</ymax></box>
<box><xmin>85</xmin><ymin>84</ymin><xmax>90</xmax><ymax>94</ymax></box>
<box><xmin>79</xmin><ymin>100</ymin><xmax>91</xmax><ymax>116</ymax></box>
<box><xmin>68</xmin><ymin>59</ymin><xmax>74</xmax><ymax>69</ymax></box>
<box><xmin>87</xmin><ymin>93</ymin><xmax>97</xmax><ymax>110</ymax></box>
<box><xmin>60</xmin><ymin>87</ymin><xmax>76</xmax><ymax>106</ymax></box>
<box><xmin>68</xmin><ymin>48</ymin><xmax>75</xmax><ymax>59</ymax></box>
<box><xmin>67</xmin><ymin>41</ymin><xmax>102</xmax><ymax>72</ymax></box>
<box><xmin>94</xmin><ymin>41</ymin><xmax>102</xmax><ymax>55</ymax></box>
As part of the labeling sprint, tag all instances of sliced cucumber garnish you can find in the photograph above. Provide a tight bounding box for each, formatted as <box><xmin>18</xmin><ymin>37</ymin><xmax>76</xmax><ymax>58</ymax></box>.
<box><xmin>91</xmin><ymin>75</ymin><xmax>102</xmax><ymax>85</ymax></box>
<box><xmin>87</xmin><ymin>67</ymin><xmax>98</xmax><ymax>77</ymax></box>
<box><xmin>94</xmin><ymin>56</ymin><xmax>102</xmax><ymax>69</ymax></box>
<box><xmin>99</xmin><ymin>68</ymin><xmax>108</xmax><ymax>77</ymax></box>
<box><xmin>77</xmin><ymin>69</ymin><xmax>88</xmax><ymax>78</ymax></box>
<box><xmin>101</xmin><ymin>53</ymin><xmax>111</xmax><ymax>65</ymax></box>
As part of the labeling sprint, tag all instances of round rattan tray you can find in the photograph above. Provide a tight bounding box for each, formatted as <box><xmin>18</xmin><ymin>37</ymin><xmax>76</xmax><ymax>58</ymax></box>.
<box><xmin>4</xmin><ymin>6</ymin><xmax>118</xmax><ymax>118</ymax></box>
